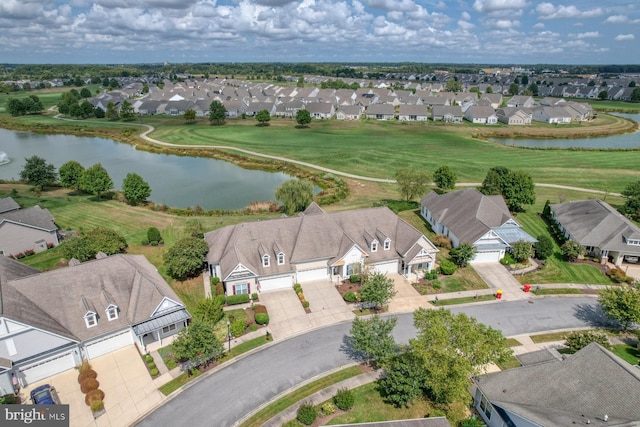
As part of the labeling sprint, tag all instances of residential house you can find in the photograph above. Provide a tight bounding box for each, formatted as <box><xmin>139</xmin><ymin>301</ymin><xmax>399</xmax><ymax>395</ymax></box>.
<box><xmin>464</xmin><ymin>106</ymin><xmax>498</xmax><ymax>124</ymax></box>
<box><xmin>275</xmin><ymin>100</ymin><xmax>304</xmax><ymax>118</ymax></box>
<box><xmin>305</xmin><ymin>102</ymin><xmax>336</xmax><ymax>119</ymax></box>
<box><xmin>480</xmin><ymin>93</ymin><xmax>503</xmax><ymax>108</ymax></box>
<box><xmin>550</xmin><ymin>199</ymin><xmax>640</xmax><ymax>266</ymax></box>
<box><xmin>336</xmin><ymin>105</ymin><xmax>363</xmax><ymax>120</ymax></box>
<box><xmin>398</xmin><ymin>105</ymin><xmax>428</xmax><ymax>121</ymax></box>
<box><xmin>452</xmin><ymin>92</ymin><xmax>478</xmax><ymax>106</ymax></box>
<box><xmin>0</xmin><ymin>198</ymin><xmax>59</xmax><ymax>257</ymax></box>
<box><xmin>246</xmin><ymin>102</ymin><xmax>276</xmax><ymax>117</ymax></box>
<box><xmin>563</xmin><ymin>101</ymin><xmax>594</xmax><ymax>121</ymax></box>
<box><xmin>506</xmin><ymin>95</ymin><xmax>535</xmax><ymax>108</ymax></box>
<box><xmin>472</xmin><ymin>343</ymin><xmax>640</xmax><ymax>427</ymax></box>
<box><xmin>531</xmin><ymin>106</ymin><xmax>572</xmax><ymax>124</ymax></box>
<box><xmin>0</xmin><ymin>254</ymin><xmax>190</xmax><ymax>389</ymax></box>
<box><xmin>222</xmin><ymin>99</ymin><xmax>247</xmax><ymax>118</ymax></box>
<box><xmin>431</xmin><ymin>105</ymin><xmax>463</xmax><ymax>123</ymax></box>
<box><xmin>205</xmin><ymin>203</ymin><xmax>439</xmax><ymax>294</ymax></box>
<box><xmin>496</xmin><ymin>108</ymin><xmax>532</xmax><ymax>125</ymax></box>
<box><xmin>164</xmin><ymin>100</ymin><xmax>195</xmax><ymax>116</ymax></box>
<box><xmin>419</xmin><ymin>95</ymin><xmax>451</xmax><ymax>108</ymax></box>
<box><xmin>137</xmin><ymin>99</ymin><xmax>163</xmax><ymax>115</ymax></box>
<box><xmin>420</xmin><ymin>189</ymin><xmax>536</xmax><ymax>263</ymax></box>
<box><xmin>365</xmin><ymin>104</ymin><xmax>395</xmax><ymax>120</ymax></box>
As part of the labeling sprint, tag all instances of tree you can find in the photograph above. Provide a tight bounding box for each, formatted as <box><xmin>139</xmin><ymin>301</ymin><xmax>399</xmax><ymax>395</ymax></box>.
<box><xmin>486</xmin><ymin>86</ymin><xmax>493</xmax><ymax>94</ymax></box>
<box><xmin>94</xmin><ymin>107</ymin><xmax>105</xmax><ymax>118</ymax></box>
<box><xmin>408</xmin><ymin>308</ymin><xmax>512</xmax><ymax>404</ymax></box>
<box><xmin>106</xmin><ymin>101</ymin><xmax>119</xmax><ymax>120</ymax></box>
<box><xmin>297</xmin><ymin>76</ymin><xmax>305</xmax><ymax>87</ymax></box>
<box><xmin>147</xmin><ymin>227</ymin><xmax>162</xmax><ymax>244</ymax></box>
<box><xmin>80</xmin><ymin>87</ymin><xmax>92</xmax><ymax>98</ymax></box>
<box><xmin>19</xmin><ymin>155</ymin><xmax>57</xmax><ymax>190</ymax></box>
<box><xmin>631</xmin><ymin>87</ymin><xmax>640</xmax><ymax>103</ymax></box>
<box><xmin>481</xmin><ymin>167</ymin><xmax>535</xmax><ymax>212</ymax></box>
<box><xmin>61</xmin><ymin>236</ymin><xmax>97</xmax><ymax>262</ymax></box>
<box><xmin>449</xmin><ymin>242</ymin><xmax>477</xmax><ymax>267</ymax></box>
<box><xmin>560</xmin><ymin>240</ymin><xmax>585</xmax><ymax>262</ymax></box>
<box><xmin>564</xmin><ymin>330</ymin><xmax>610</xmax><ymax>352</ymax></box>
<box><xmin>61</xmin><ymin>226</ymin><xmax>127</xmax><ymax>261</ymax></box>
<box><xmin>79</xmin><ymin>163</ymin><xmax>113</xmax><ymax>200</ymax></box>
<box><xmin>209</xmin><ymin>100</ymin><xmax>227</xmax><ymax>125</ymax></box>
<box><xmin>59</xmin><ymin>160</ymin><xmax>85</xmax><ymax>191</ymax></box>
<box><xmin>348</xmin><ymin>315</ymin><xmax>398</xmax><ymax>367</ymax></box>
<box><xmin>119</xmin><ymin>100</ymin><xmax>135</xmax><ymax>121</ymax></box>
<box><xmin>394</xmin><ymin>168</ymin><xmax>431</xmax><ymax>201</ymax></box>
<box><xmin>185</xmin><ymin>219</ymin><xmax>205</xmax><ymax>239</ymax></box>
<box><xmin>295</xmin><ymin>109</ymin><xmax>312</xmax><ymax>127</ymax></box>
<box><xmin>377</xmin><ymin>350</ymin><xmax>427</xmax><ymax>407</ymax></box>
<box><xmin>621</xmin><ymin>180</ymin><xmax>640</xmax><ymax>220</ymax></box>
<box><xmin>511</xmin><ymin>240</ymin><xmax>534</xmax><ymax>262</ymax></box>
<box><xmin>192</xmin><ymin>297</ymin><xmax>224</xmax><ymax>324</ymax></box>
<box><xmin>122</xmin><ymin>172</ymin><xmax>151</xmax><ymax>205</ymax></box>
<box><xmin>445</xmin><ymin>78</ymin><xmax>462</xmax><ymax>92</ymax></box>
<box><xmin>7</xmin><ymin>98</ymin><xmax>26</xmax><ymax>116</ymax></box>
<box><xmin>164</xmin><ymin>237</ymin><xmax>209</xmax><ymax>281</ymax></box>
<box><xmin>171</xmin><ymin>319</ymin><xmax>223</xmax><ymax>374</ymax></box>
<box><xmin>80</xmin><ymin>100</ymin><xmax>94</xmax><ymax>118</ymax></box>
<box><xmin>598</xmin><ymin>286</ymin><xmax>640</xmax><ymax>331</ymax></box>
<box><xmin>184</xmin><ymin>109</ymin><xmax>196</xmax><ymax>123</ymax></box>
<box><xmin>255</xmin><ymin>109</ymin><xmax>271</xmax><ymax>126</ymax></box>
<box><xmin>534</xmin><ymin>235</ymin><xmax>554</xmax><ymax>260</ymax></box>
<box><xmin>479</xmin><ymin>166</ymin><xmax>508</xmax><ymax>196</ymax></box>
<box><xmin>275</xmin><ymin>179</ymin><xmax>314</xmax><ymax>216</ymax></box>
<box><xmin>528</xmin><ymin>83</ymin><xmax>539</xmax><ymax>96</ymax></box>
<box><xmin>433</xmin><ymin>165</ymin><xmax>457</xmax><ymax>191</ymax></box>
<box><xmin>598</xmin><ymin>90</ymin><xmax>608</xmax><ymax>100</ymax></box>
<box><xmin>508</xmin><ymin>83</ymin><xmax>519</xmax><ymax>96</ymax></box>
<box><xmin>359</xmin><ymin>272</ymin><xmax>397</xmax><ymax>311</ymax></box>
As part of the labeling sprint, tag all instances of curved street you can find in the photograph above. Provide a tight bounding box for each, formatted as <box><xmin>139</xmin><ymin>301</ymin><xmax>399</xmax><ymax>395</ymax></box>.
<box><xmin>135</xmin><ymin>297</ymin><xmax>604</xmax><ymax>427</ymax></box>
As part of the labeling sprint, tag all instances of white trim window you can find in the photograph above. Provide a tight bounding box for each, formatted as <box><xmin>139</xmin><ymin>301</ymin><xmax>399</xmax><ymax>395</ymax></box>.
<box><xmin>85</xmin><ymin>313</ymin><xmax>97</xmax><ymax>328</ymax></box>
<box><xmin>371</xmin><ymin>241</ymin><xmax>378</xmax><ymax>252</ymax></box>
<box><xmin>234</xmin><ymin>283</ymin><xmax>249</xmax><ymax>295</ymax></box>
<box><xmin>162</xmin><ymin>324</ymin><xmax>177</xmax><ymax>334</ymax></box>
<box><xmin>384</xmin><ymin>239</ymin><xmax>391</xmax><ymax>250</ymax></box>
<box><xmin>106</xmin><ymin>305</ymin><xmax>118</xmax><ymax>321</ymax></box>
<box><xmin>277</xmin><ymin>252</ymin><xmax>285</xmax><ymax>265</ymax></box>
<box><xmin>262</xmin><ymin>254</ymin><xmax>270</xmax><ymax>267</ymax></box>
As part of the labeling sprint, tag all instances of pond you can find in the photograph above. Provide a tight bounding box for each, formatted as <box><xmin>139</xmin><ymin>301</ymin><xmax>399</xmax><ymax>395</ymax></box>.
<box><xmin>492</xmin><ymin>113</ymin><xmax>640</xmax><ymax>149</ymax></box>
<box><xmin>0</xmin><ymin>128</ymin><xmax>301</xmax><ymax>210</ymax></box>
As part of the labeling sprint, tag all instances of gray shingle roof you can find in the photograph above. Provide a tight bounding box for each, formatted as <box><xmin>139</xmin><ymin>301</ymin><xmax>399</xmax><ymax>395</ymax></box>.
<box><xmin>3</xmin><ymin>254</ymin><xmax>185</xmax><ymax>341</ymax></box>
<box><xmin>476</xmin><ymin>343</ymin><xmax>640</xmax><ymax>426</ymax></box>
<box><xmin>551</xmin><ymin>199</ymin><xmax>640</xmax><ymax>251</ymax></box>
<box><xmin>0</xmin><ymin>197</ymin><xmax>20</xmax><ymax>214</ymax></box>
<box><xmin>0</xmin><ymin>205</ymin><xmax>57</xmax><ymax>231</ymax></box>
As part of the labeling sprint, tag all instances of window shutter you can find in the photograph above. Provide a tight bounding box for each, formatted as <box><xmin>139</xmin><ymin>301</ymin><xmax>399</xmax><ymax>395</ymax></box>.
<box><xmin>248</xmin><ymin>283</ymin><xmax>251</xmax><ymax>294</ymax></box>
<box><xmin>233</xmin><ymin>285</ymin><xmax>236</xmax><ymax>295</ymax></box>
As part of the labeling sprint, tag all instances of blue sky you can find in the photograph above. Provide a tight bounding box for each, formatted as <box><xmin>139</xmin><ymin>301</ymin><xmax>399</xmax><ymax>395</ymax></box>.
<box><xmin>1</xmin><ymin>0</ymin><xmax>638</xmax><ymax>64</ymax></box>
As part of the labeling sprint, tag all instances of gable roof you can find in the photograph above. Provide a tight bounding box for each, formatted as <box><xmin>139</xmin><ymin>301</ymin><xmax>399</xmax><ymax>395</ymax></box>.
<box><xmin>550</xmin><ymin>199</ymin><xmax>640</xmax><ymax>251</ymax></box>
<box><xmin>0</xmin><ymin>197</ymin><xmax>20</xmax><ymax>214</ymax></box>
<box><xmin>420</xmin><ymin>188</ymin><xmax>515</xmax><ymax>244</ymax></box>
<box><xmin>0</xmin><ymin>205</ymin><xmax>57</xmax><ymax>232</ymax></box>
<box><xmin>475</xmin><ymin>343</ymin><xmax>640</xmax><ymax>426</ymax></box>
<box><xmin>3</xmin><ymin>254</ymin><xmax>185</xmax><ymax>341</ymax></box>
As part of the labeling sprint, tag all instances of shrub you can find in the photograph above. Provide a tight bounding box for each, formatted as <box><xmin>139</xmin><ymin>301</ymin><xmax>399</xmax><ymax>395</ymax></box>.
<box><xmin>334</xmin><ymin>387</ymin><xmax>355</xmax><ymax>410</ymax></box>
<box><xmin>606</xmin><ymin>267</ymin><xmax>628</xmax><ymax>283</ymax></box>
<box><xmin>215</xmin><ymin>294</ymin><xmax>226</xmax><ymax>305</ymax></box>
<box><xmin>565</xmin><ymin>330</ymin><xmax>611</xmax><ymax>352</ymax></box>
<box><xmin>90</xmin><ymin>400</ymin><xmax>104</xmax><ymax>413</ymax></box>
<box><xmin>343</xmin><ymin>292</ymin><xmax>357</xmax><ymax>303</ymax></box>
<box><xmin>255</xmin><ymin>313</ymin><xmax>269</xmax><ymax>325</ymax></box>
<box><xmin>231</xmin><ymin>319</ymin><xmax>247</xmax><ymax>336</ymax></box>
<box><xmin>147</xmin><ymin>227</ymin><xmax>162</xmax><ymax>244</ymax></box>
<box><xmin>296</xmin><ymin>401</ymin><xmax>317</xmax><ymax>425</ymax></box>
<box><xmin>210</xmin><ymin>276</ymin><xmax>220</xmax><ymax>285</ymax></box>
<box><xmin>321</xmin><ymin>402</ymin><xmax>335</xmax><ymax>415</ymax></box>
<box><xmin>293</xmin><ymin>283</ymin><xmax>303</xmax><ymax>293</ymax></box>
<box><xmin>226</xmin><ymin>294</ymin><xmax>250</xmax><ymax>305</ymax></box>
<box><xmin>302</xmin><ymin>301</ymin><xmax>310</xmax><ymax>309</ymax></box>
<box><xmin>251</xmin><ymin>292</ymin><xmax>259</xmax><ymax>301</ymax></box>
<box><xmin>534</xmin><ymin>235</ymin><xmax>554</xmax><ymax>260</ymax></box>
<box><xmin>253</xmin><ymin>304</ymin><xmax>268</xmax><ymax>315</ymax></box>
<box><xmin>147</xmin><ymin>362</ymin><xmax>156</xmax><ymax>370</ymax></box>
<box><xmin>349</xmin><ymin>274</ymin><xmax>361</xmax><ymax>283</ymax></box>
<box><xmin>80</xmin><ymin>377</ymin><xmax>100</xmax><ymax>393</ymax></box>
<box><xmin>438</xmin><ymin>259</ymin><xmax>457</xmax><ymax>275</ymax></box>
<box><xmin>77</xmin><ymin>369</ymin><xmax>98</xmax><ymax>383</ymax></box>
<box><xmin>424</xmin><ymin>271</ymin><xmax>438</xmax><ymax>280</ymax></box>
<box><xmin>432</xmin><ymin>280</ymin><xmax>441</xmax><ymax>290</ymax></box>
<box><xmin>144</xmin><ymin>354</ymin><xmax>153</xmax><ymax>363</ymax></box>
<box><xmin>84</xmin><ymin>389</ymin><xmax>105</xmax><ymax>406</ymax></box>
<box><xmin>249</xmin><ymin>324</ymin><xmax>258</xmax><ymax>332</ymax></box>
<box><xmin>150</xmin><ymin>368</ymin><xmax>159</xmax><ymax>376</ymax></box>
<box><xmin>500</xmin><ymin>252</ymin><xmax>516</xmax><ymax>265</ymax></box>
<box><xmin>432</xmin><ymin>234</ymin><xmax>452</xmax><ymax>249</ymax></box>
<box><xmin>0</xmin><ymin>394</ymin><xmax>17</xmax><ymax>404</ymax></box>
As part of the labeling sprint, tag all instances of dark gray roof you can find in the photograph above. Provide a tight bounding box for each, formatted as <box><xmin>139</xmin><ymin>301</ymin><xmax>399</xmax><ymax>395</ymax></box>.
<box><xmin>0</xmin><ymin>205</ymin><xmax>57</xmax><ymax>231</ymax></box>
<box><xmin>0</xmin><ymin>257</ymin><xmax>41</xmax><ymax>317</ymax></box>
<box><xmin>551</xmin><ymin>199</ymin><xmax>640</xmax><ymax>252</ymax></box>
<box><xmin>0</xmin><ymin>197</ymin><xmax>20</xmax><ymax>214</ymax></box>
<box><xmin>516</xmin><ymin>348</ymin><xmax>562</xmax><ymax>366</ymax></box>
<box><xmin>475</xmin><ymin>343</ymin><xmax>640</xmax><ymax>426</ymax></box>
<box><xmin>132</xmin><ymin>308</ymin><xmax>190</xmax><ymax>335</ymax></box>
<box><xmin>4</xmin><ymin>254</ymin><xmax>186</xmax><ymax>341</ymax></box>
<box><xmin>323</xmin><ymin>418</ymin><xmax>451</xmax><ymax>427</ymax></box>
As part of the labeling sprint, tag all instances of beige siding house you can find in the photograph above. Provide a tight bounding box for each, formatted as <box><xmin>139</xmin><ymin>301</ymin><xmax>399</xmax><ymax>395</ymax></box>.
<box><xmin>0</xmin><ymin>198</ymin><xmax>59</xmax><ymax>257</ymax></box>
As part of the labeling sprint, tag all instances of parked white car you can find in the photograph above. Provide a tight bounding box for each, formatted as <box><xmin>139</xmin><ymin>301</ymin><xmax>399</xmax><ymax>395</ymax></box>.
<box><xmin>624</xmin><ymin>255</ymin><xmax>639</xmax><ymax>264</ymax></box>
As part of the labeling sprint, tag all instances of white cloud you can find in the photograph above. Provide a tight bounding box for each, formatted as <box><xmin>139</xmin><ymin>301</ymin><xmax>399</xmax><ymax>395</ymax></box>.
<box><xmin>536</xmin><ymin>3</ymin><xmax>604</xmax><ymax>20</ymax></box>
<box><xmin>363</xmin><ymin>0</ymin><xmax>418</xmax><ymax>13</ymax></box>
<box><xmin>461</xmin><ymin>11</ymin><xmax>470</xmax><ymax>21</ymax></box>
<box><xmin>615</xmin><ymin>34</ymin><xmax>635</xmax><ymax>41</ymax></box>
<box><xmin>472</xmin><ymin>0</ymin><xmax>528</xmax><ymax>13</ymax></box>
<box><xmin>458</xmin><ymin>19</ymin><xmax>474</xmax><ymax>30</ymax></box>
<box><xmin>533</xmin><ymin>22</ymin><xmax>544</xmax><ymax>29</ymax></box>
<box><xmin>604</xmin><ymin>15</ymin><xmax>627</xmax><ymax>24</ymax></box>
<box><xmin>573</xmin><ymin>31</ymin><xmax>599</xmax><ymax>39</ymax></box>
<box><xmin>489</xmin><ymin>19</ymin><xmax>519</xmax><ymax>30</ymax></box>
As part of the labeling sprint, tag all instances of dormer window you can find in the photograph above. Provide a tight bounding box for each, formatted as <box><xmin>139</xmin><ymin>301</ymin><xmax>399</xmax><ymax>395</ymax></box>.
<box><xmin>384</xmin><ymin>239</ymin><xmax>391</xmax><ymax>250</ymax></box>
<box><xmin>106</xmin><ymin>305</ymin><xmax>119</xmax><ymax>321</ymax></box>
<box><xmin>277</xmin><ymin>252</ymin><xmax>285</xmax><ymax>265</ymax></box>
<box><xmin>262</xmin><ymin>254</ymin><xmax>270</xmax><ymax>267</ymax></box>
<box><xmin>85</xmin><ymin>313</ymin><xmax>97</xmax><ymax>328</ymax></box>
<box><xmin>371</xmin><ymin>241</ymin><xmax>378</xmax><ymax>252</ymax></box>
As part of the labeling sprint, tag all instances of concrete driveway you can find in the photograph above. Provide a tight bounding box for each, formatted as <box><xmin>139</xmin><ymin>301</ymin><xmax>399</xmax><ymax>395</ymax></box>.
<box><xmin>472</xmin><ymin>262</ymin><xmax>531</xmax><ymax>301</ymax></box>
<box><xmin>21</xmin><ymin>346</ymin><xmax>163</xmax><ymax>427</ymax></box>
<box><xmin>387</xmin><ymin>273</ymin><xmax>430</xmax><ymax>312</ymax></box>
<box><xmin>623</xmin><ymin>263</ymin><xmax>640</xmax><ymax>281</ymax></box>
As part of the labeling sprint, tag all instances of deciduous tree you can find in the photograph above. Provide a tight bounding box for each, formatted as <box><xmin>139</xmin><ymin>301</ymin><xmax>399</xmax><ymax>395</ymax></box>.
<box><xmin>184</xmin><ymin>109</ymin><xmax>196</xmax><ymax>123</ymax></box>
<box><xmin>377</xmin><ymin>350</ymin><xmax>427</xmax><ymax>407</ymax></box>
<box><xmin>119</xmin><ymin>100</ymin><xmax>135</xmax><ymax>121</ymax></box>
<box><xmin>449</xmin><ymin>242</ymin><xmax>476</xmax><ymax>267</ymax></box>
<box><xmin>59</xmin><ymin>160</ymin><xmax>85</xmax><ymax>191</ymax></box>
<box><xmin>209</xmin><ymin>101</ymin><xmax>227</xmax><ymax>125</ymax></box>
<box><xmin>433</xmin><ymin>165</ymin><xmax>457</xmax><ymax>191</ymax></box>
<box><xmin>394</xmin><ymin>168</ymin><xmax>430</xmax><ymax>201</ymax></box>
<box><xmin>79</xmin><ymin>163</ymin><xmax>113</xmax><ymax>200</ymax></box>
<box><xmin>510</xmin><ymin>240</ymin><xmax>534</xmax><ymax>262</ymax></box>
<box><xmin>560</xmin><ymin>240</ymin><xmax>584</xmax><ymax>262</ymax></box>
<box><xmin>348</xmin><ymin>315</ymin><xmax>398</xmax><ymax>367</ymax></box>
<box><xmin>534</xmin><ymin>235</ymin><xmax>554</xmax><ymax>260</ymax></box>
<box><xmin>122</xmin><ymin>172</ymin><xmax>151</xmax><ymax>205</ymax></box>
<box><xmin>598</xmin><ymin>286</ymin><xmax>640</xmax><ymax>331</ymax></box>
<box><xmin>19</xmin><ymin>155</ymin><xmax>57</xmax><ymax>190</ymax></box>
<box><xmin>171</xmin><ymin>319</ymin><xmax>223</xmax><ymax>374</ymax></box>
<box><xmin>275</xmin><ymin>179</ymin><xmax>314</xmax><ymax>215</ymax></box>
<box><xmin>255</xmin><ymin>109</ymin><xmax>271</xmax><ymax>126</ymax></box>
<box><xmin>106</xmin><ymin>101</ymin><xmax>119</xmax><ymax>120</ymax></box>
<box><xmin>621</xmin><ymin>180</ymin><xmax>640</xmax><ymax>220</ymax></box>
<box><xmin>359</xmin><ymin>272</ymin><xmax>397</xmax><ymax>310</ymax></box>
<box><xmin>295</xmin><ymin>109</ymin><xmax>312</xmax><ymax>127</ymax></box>
<box><xmin>164</xmin><ymin>237</ymin><xmax>209</xmax><ymax>281</ymax></box>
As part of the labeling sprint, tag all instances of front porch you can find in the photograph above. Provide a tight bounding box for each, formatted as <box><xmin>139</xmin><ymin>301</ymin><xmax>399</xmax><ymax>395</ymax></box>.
<box><xmin>133</xmin><ymin>308</ymin><xmax>190</xmax><ymax>354</ymax></box>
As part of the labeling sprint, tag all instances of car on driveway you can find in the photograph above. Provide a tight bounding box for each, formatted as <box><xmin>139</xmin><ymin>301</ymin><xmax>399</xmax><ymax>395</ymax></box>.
<box><xmin>30</xmin><ymin>384</ymin><xmax>59</xmax><ymax>404</ymax></box>
<box><xmin>625</xmin><ymin>255</ymin><xmax>639</xmax><ymax>264</ymax></box>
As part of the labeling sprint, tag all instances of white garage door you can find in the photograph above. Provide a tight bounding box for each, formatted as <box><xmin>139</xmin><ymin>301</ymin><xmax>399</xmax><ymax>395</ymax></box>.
<box><xmin>260</xmin><ymin>275</ymin><xmax>293</xmax><ymax>292</ymax></box>
<box><xmin>297</xmin><ymin>267</ymin><xmax>328</xmax><ymax>283</ymax></box>
<box><xmin>20</xmin><ymin>352</ymin><xmax>76</xmax><ymax>386</ymax></box>
<box><xmin>85</xmin><ymin>330</ymin><xmax>134</xmax><ymax>359</ymax></box>
<box><xmin>471</xmin><ymin>250</ymin><xmax>503</xmax><ymax>263</ymax></box>
<box><xmin>371</xmin><ymin>260</ymin><xmax>398</xmax><ymax>275</ymax></box>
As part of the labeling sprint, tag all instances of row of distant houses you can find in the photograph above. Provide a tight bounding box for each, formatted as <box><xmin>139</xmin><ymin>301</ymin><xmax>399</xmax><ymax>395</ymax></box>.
<box><xmin>86</xmin><ymin>78</ymin><xmax>594</xmax><ymax>125</ymax></box>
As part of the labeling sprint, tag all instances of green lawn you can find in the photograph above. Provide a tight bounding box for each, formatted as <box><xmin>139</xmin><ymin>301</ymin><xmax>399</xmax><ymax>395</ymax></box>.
<box><xmin>158</xmin><ymin>369</ymin><xmax>201</xmax><ymax>396</ymax></box>
<box><xmin>431</xmin><ymin>294</ymin><xmax>496</xmax><ymax>306</ymax></box>
<box><xmin>611</xmin><ymin>344</ymin><xmax>640</xmax><ymax>365</ymax></box>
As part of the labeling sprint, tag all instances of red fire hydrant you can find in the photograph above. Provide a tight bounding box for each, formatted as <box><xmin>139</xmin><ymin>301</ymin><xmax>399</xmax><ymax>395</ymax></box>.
<box><xmin>496</xmin><ymin>290</ymin><xmax>503</xmax><ymax>299</ymax></box>
<box><xmin>523</xmin><ymin>284</ymin><xmax>531</xmax><ymax>293</ymax></box>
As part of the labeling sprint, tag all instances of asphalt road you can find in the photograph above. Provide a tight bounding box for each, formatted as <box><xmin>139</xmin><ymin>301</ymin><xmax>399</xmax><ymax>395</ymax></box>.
<box><xmin>135</xmin><ymin>297</ymin><xmax>604</xmax><ymax>427</ymax></box>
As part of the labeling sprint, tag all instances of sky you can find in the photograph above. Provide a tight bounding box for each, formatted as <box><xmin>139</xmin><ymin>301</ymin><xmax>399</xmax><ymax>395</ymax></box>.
<box><xmin>1</xmin><ymin>0</ymin><xmax>638</xmax><ymax>65</ymax></box>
